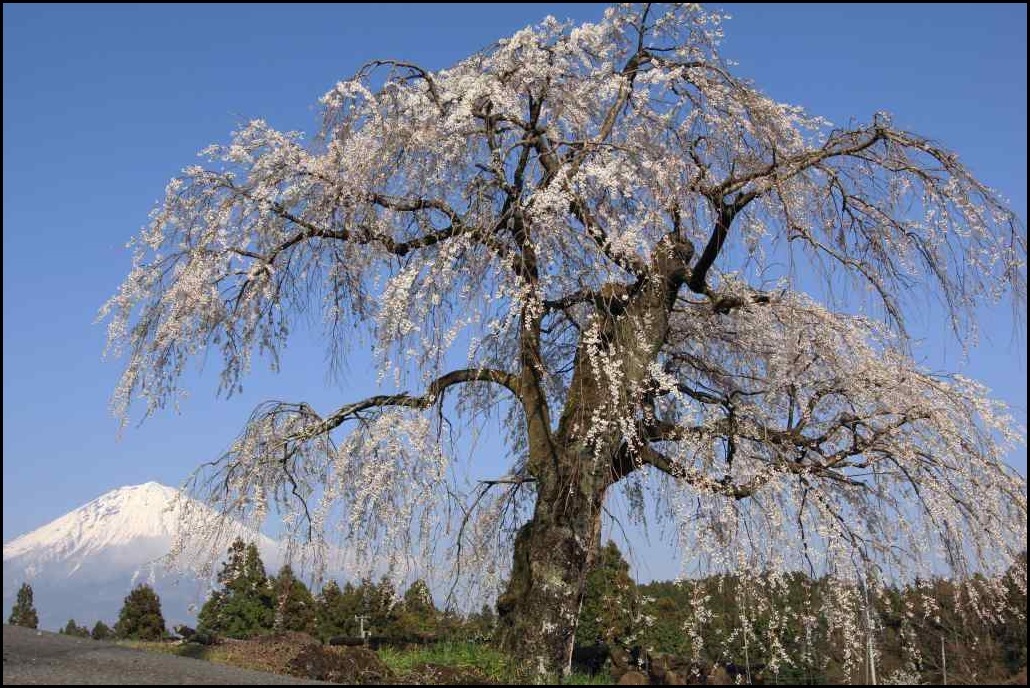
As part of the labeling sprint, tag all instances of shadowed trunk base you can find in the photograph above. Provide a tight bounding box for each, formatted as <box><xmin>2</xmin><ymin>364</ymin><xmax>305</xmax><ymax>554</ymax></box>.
<box><xmin>496</xmin><ymin>472</ymin><xmax>605</xmax><ymax>678</ymax></box>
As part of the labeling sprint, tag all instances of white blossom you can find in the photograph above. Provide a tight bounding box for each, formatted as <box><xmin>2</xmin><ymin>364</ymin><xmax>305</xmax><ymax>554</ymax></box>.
<box><xmin>101</xmin><ymin>3</ymin><xmax>1026</xmax><ymax>674</ymax></box>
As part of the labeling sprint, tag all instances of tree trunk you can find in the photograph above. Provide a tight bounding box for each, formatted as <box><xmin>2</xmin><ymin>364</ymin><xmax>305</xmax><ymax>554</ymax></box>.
<box><xmin>496</xmin><ymin>446</ymin><xmax>608</xmax><ymax>678</ymax></box>
<box><xmin>496</xmin><ymin>242</ymin><xmax>686</xmax><ymax>677</ymax></box>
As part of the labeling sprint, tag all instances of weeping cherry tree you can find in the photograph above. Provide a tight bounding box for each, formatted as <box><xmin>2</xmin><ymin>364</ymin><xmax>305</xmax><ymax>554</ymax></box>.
<box><xmin>102</xmin><ymin>3</ymin><xmax>1027</xmax><ymax>677</ymax></box>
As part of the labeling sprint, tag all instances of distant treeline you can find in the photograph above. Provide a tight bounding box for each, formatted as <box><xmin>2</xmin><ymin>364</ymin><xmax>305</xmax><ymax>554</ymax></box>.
<box><xmin>9</xmin><ymin>579</ymin><xmax>165</xmax><ymax>642</ymax></box>
<box><xmin>578</xmin><ymin>542</ymin><xmax>1027</xmax><ymax>685</ymax></box>
<box><xmin>9</xmin><ymin>538</ymin><xmax>1026</xmax><ymax>684</ymax></box>
<box><xmin>189</xmin><ymin>539</ymin><xmax>497</xmax><ymax>645</ymax></box>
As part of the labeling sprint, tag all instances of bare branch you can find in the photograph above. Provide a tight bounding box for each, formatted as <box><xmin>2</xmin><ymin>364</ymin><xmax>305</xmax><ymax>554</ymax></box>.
<box><xmin>288</xmin><ymin>367</ymin><xmax>522</xmax><ymax>443</ymax></box>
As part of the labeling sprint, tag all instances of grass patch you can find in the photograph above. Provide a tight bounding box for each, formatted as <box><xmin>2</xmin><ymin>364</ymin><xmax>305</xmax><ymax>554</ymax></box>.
<box><xmin>378</xmin><ymin>641</ymin><xmax>515</xmax><ymax>681</ymax></box>
<box><xmin>126</xmin><ymin>638</ymin><xmax>611</xmax><ymax>684</ymax></box>
<box><xmin>377</xmin><ymin>641</ymin><xmax>611</xmax><ymax>684</ymax></box>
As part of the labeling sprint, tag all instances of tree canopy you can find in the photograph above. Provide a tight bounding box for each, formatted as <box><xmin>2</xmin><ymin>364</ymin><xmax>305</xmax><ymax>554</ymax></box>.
<box><xmin>103</xmin><ymin>2</ymin><xmax>1027</xmax><ymax>675</ymax></box>
<box><xmin>8</xmin><ymin>583</ymin><xmax>39</xmax><ymax>629</ymax></box>
<box><xmin>91</xmin><ymin>620</ymin><xmax>113</xmax><ymax>641</ymax></box>
<box><xmin>60</xmin><ymin>619</ymin><xmax>90</xmax><ymax>638</ymax></box>
<box><xmin>115</xmin><ymin>584</ymin><xmax>166</xmax><ymax>641</ymax></box>
<box><xmin>197</xmin><ymin>538</ymin><xmax>274</xmax><ymax>638</ymax></box>
<box><xmin>273</xmin><ymin>564</ymin><xmax>317</xmax><ymax>635</ymax></box>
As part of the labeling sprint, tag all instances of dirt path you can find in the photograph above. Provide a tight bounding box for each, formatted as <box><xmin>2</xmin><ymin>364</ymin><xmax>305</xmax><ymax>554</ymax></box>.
<box><xmin>2</xmin><ymin>625</ymin><xmax>327</xmax><ymax>685</ymax></box>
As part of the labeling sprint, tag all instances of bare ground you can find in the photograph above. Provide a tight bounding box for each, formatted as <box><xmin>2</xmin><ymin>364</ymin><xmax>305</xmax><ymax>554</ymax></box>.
<box><xmin>2</xmin><ymin>625</ymin><xmax>327</xmax><ymax>685</ymax></box>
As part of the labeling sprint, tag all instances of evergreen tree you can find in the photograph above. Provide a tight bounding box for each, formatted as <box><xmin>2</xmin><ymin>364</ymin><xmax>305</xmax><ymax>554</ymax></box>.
<box><xmin>60</xmin><ymin>619</ymin><xmax>90</xmax><ymax>637</ymax></box>
<box><xmin>316</xmin><ymin>580</ymin><xmax>343</xmax><ymax>640</ymax></box>
<box><xmin>8</xmin><ymin>582</ymin><xmax>39</xmax><ymax>629</ymax></box>
<box><xmin>316</xmin><ymin>580</ymin><xmax>362</xmax><ymax>640</ymax></box>
<box><xmin>999</xmin><ymin>552</ymin><xmax>1029</xmax><ymax>674</ymax></box>
<box><xmin>272</xmin><ymin>564</ymin><xmax>316</xmax><ymax>634</ymax></box>
<box><xmin>402</xmin><ymin>579</ymin><xmax>436</xmax><ymax>616</ymax></box>
<box><xmin>197</xmin><ymin>538</ymin><xmax>274</xmax><ymax>638</ymax></box>
<box><xmin>577</xmin><ymin>541</ymin><xmax>639</xmax><ymax>646</ymax></box>
<box><xmin>114</xmin><ymin>584</ymin><xmax>166</xmax><ymax>641</ymax></box>
<box><xmin>347</xmin><ymin>577</ymin><xmax>400</xmax><ymax>638</ymax></box>
<box><xmin>367</xmin><ymin>577</ymin><xmax>400</xmax><ymax>637</ymax></box>
<box><xmin>395</xmin><ymin>579</ymin><xmax>439</xmax><ymax>637</ymax></box>
<box><xmin>463</xmin><ymin>604</ymin><xmax>497</xmax><ymax>642</ymax></box>
<box><xmin>91</xmin><ymin>620</ymin><xmax>113</xmax><ymax>641</ymax></box>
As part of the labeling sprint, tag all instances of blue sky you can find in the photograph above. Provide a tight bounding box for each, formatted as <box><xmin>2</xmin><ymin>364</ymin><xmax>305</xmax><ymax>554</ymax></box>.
<box><xmin>3</xmin><ymin>4</ymin><xmax>1026</xmax><ymax>584</ymax></box>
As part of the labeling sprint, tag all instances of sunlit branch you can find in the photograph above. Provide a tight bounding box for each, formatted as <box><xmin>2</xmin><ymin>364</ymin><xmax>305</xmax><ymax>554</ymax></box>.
<box><xmin>286</xmin><ymin>367</ymin><xmax>522</xmax><ymax>443</ymax></box>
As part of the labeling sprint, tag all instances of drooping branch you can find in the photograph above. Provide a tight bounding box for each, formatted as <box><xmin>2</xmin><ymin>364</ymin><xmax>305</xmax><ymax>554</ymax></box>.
<box><xmin>631</xmin><ymin>408</ymin><xmax>895</xmax><ymax>497</ymax></box>
<box><xmin>360</xmin><ymin>59</ymin><xmax>445</xmax><ymax>112</ymax></box>
<box><xmin>213</xmin><ymin>178</ymin><xmax>521</xmax><ymax>273</ymax></box>
<box><xmin>286</xmin><ymin>367</ymin><xmax>522</xmax><ymax>443</ymax></box>
<box><xmin>612</xmin><ymin>440</ymin><xmax>763</xmax><ymax>499</ymax></box>
<box><xmin>686</xmin><ymin>201</ymin><xmax>739</xmax><ymax>294</ymax></box>
<box><xmin>525</xmin><ymin>35</ymin><xmax>657</xmax><ymax>279</ymax></box>
<box><xmin>565</xmin><ymin>6</ymin><xmax>653</xmax><ymax>177</ymax></box>
<box><xmin>686</xmin><ymin>126</ymin><xmax>888</xmax><ymax>295</ymax></box>
<box><xmin>682</xmin><ymin>120</ymin><xmax>1025</xmax><ymax>324</ymax></box>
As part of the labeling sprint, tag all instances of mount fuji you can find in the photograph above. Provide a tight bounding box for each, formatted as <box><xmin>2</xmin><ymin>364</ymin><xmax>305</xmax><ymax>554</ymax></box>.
<box><xmin>3</xmin><ymin>482</ymin><xmax>287</xmax><ymax>631</ymax></box>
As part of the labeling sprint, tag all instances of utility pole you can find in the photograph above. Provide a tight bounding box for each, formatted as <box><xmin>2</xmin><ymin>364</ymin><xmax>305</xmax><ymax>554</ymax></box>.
<box><xmin>862</xmin><ymin>581</ymin><xmax>878</xmax><ymax>686</ymax></box>
<box><xmin>354</xmin><ymin>615</ymin><xmax>370</xmax><ymax>645</ymax></box>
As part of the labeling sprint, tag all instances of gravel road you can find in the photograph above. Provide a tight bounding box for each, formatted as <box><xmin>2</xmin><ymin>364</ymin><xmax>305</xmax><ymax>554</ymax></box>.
<box><xmin>2</xmin><ymin>625</ymin><xmax>327</xmax><ymax>685</ymax></box>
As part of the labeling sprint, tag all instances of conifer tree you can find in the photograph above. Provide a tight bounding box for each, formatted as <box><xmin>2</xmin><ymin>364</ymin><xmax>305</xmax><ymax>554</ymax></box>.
<box><xmin>363</xmin><ymin>577</ymin><xmax>399</xmax><ymax>638</ymax></box>
<box><xmin>197</xmin><ymin>538</ymin><xmax>274</xmax><ymax>638</ymax></box>
<box><xmin>396</xmin><ymin>579</ymin><xmax>439</xmax><ymax>637</ymax></box>
<box><xmin>115</xmin><ymin>584</ymin><xmax>166</xmax><ymax>641</ymax></box>
<box><xmin>465</xmin><ymin>604</ymin><xmax>497</xmax><ymax>643</ymax></box>
<box><xmin>60</xmin><ymin>619</ymin><xmax>90</xmax><ymax>637</ymax></box>
<box><xmin>577</xmin><ymin>541</ymin><xmax>639</xmax><ymax>646</ymax></box>
<box><xmin>402</xmin><ymin>579</ymin><xmax>436</xmax><ymax>616</ymax></box>
<box><xmin>8</xmin><ymin>582</ymin><xmax>39</xmax><ymax>629</ymax></box>
<box><xmin>272</xmin><ymin>564</ymin><xmax>316</xmax><ymax>634</ymax></box>
<box><xmin>316</xmin><ymin>580</ymin><xmax>362</xmax><ymax>640</ymax></box>
<box><xmin>91</xmin><ymin>620</ymin><xmax>113</xmax><ymax>641</ymax></box>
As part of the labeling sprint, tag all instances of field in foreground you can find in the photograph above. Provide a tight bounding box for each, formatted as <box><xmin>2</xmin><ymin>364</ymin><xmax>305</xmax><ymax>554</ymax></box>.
<box><xmin>120</xmin><ymin>633</ymin><xmax>1030</xmax><ymax>686</ymax></box>
<box><xmin>1</xmin><ymin>624</ymin><xmax>325</xmax><ymax>685</ymax></box>
<box><xmin>124</xmin><ymin>634</ymin><xmax>609</xmax><ymax>685</ymax></box>
<box><xmin>12</xmin><ymin>626</ymin><xmax>1025</xmax><ymax>685</ymax></box>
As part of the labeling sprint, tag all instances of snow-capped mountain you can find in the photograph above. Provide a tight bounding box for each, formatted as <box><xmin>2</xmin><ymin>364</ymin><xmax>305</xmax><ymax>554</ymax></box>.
<box><xmin>3</xmin><ymin>482</ymin><xmax>283</xmax><ymax>630</ymax></box>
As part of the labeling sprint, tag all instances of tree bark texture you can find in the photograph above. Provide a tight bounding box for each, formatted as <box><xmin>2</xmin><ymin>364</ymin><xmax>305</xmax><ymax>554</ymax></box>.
<box><xmin>496</xmin><ymin>446</ymin><xmax>607</xmax><ymax>678</ymax></box>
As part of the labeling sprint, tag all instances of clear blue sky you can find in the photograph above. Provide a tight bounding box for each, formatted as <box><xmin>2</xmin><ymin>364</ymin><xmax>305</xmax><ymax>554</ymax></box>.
<box><xmin>3</xmin><ymin>4</ymin><xmax>1026</xmax><ymax>583</ymax></box>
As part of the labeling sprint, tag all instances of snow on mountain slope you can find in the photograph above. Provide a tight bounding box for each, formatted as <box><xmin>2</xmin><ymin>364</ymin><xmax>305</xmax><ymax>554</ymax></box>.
<box><xmin>2</xmin><ymin>482</ymin><xmax>285</xmax><ymax>630</ymax></box>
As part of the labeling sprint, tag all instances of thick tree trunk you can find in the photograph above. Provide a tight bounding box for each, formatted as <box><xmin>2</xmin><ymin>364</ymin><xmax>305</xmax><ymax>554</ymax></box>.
<box><xmin>496</xmin><ymin>235</ymin><xmax>690</xmax><ymax>677</ymax></box>
<box><xmin>496</xmin><ymin>446</ymin><xmax>608</xmax><ymax>678</ymax></box>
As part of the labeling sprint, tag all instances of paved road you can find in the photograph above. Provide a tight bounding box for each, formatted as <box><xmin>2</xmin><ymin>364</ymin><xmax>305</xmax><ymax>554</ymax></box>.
<box><xmin>2</xmin><ymin>625</ymin><xmax>326</xmax><ymax>685</ymax></box>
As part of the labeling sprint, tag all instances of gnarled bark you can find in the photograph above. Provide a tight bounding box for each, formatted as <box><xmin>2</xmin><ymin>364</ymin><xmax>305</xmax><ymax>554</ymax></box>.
<box><xmin>496</xmin><ymin>239</ymin><xmax>691</xmax><ymax>676</ymax></box>
<box><xmin>496</xmin><ymin>446</ymin><xmax>608</xmax><ymax>678</ymax></box>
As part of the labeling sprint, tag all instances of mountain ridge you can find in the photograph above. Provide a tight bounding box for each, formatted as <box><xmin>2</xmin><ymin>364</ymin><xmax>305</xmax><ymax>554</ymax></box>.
<box><xmin>2</xmin><ymin>481</ymin><xmax>283</xmax><ymax>630</ymax></box>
